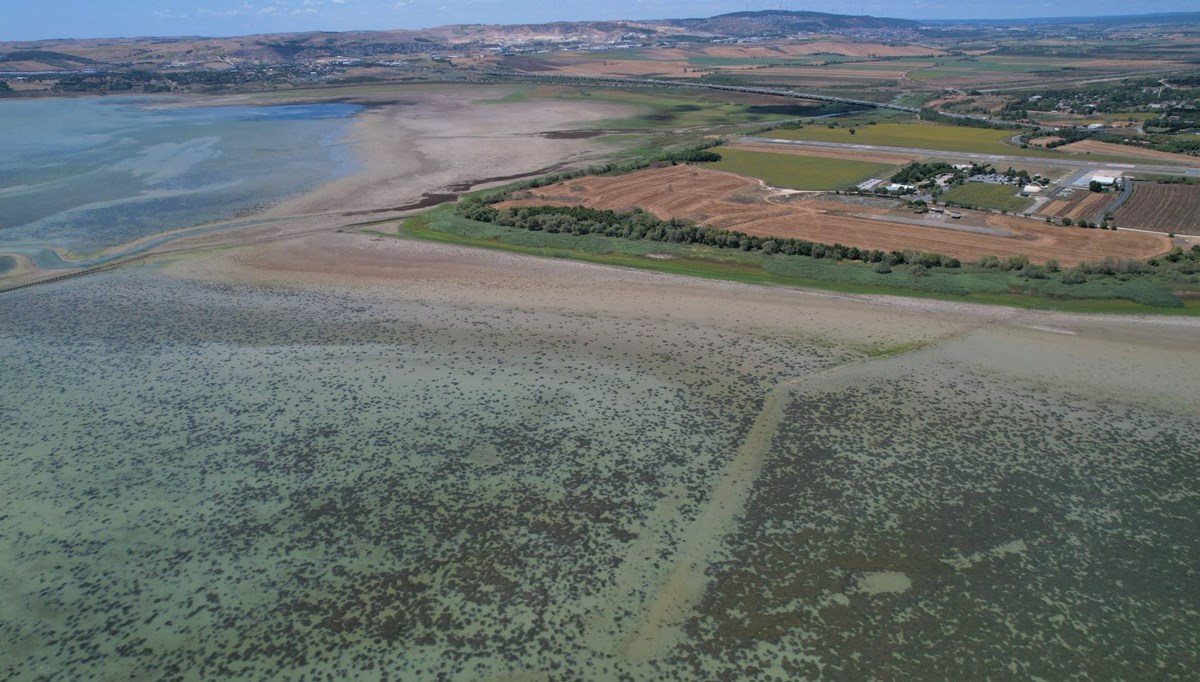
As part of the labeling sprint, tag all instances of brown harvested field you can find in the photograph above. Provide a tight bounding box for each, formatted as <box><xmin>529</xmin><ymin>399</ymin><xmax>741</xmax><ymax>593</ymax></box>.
<box><xmin>1057</xmin><ymin>140</ymin><xmax>1199</xmax><ymax>164</ymax></box>
<box><xmin>1039</xmin><ymin>191</ymin><xmax>1114</xmax><ymax>222</ymax></box>
<box><xmin>725</xmin><ymin>142</ymin><xmax>920</xmax><ymax>166</ymax></box>
<box><xmin>1115</xmin><ymin>183</ymin><xmax>1200</xmax><ymax>235</ymax></box>
<box><xmin>496</xmin><ymin>165</ymin><xmax>1169</xmax><ymax>265</ymax></box>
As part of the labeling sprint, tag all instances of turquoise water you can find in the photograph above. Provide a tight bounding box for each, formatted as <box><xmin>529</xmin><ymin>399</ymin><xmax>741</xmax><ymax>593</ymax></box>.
<box><xmin>1</xmin><ymin>267</ymin><xmax>1197</xmax><ymax>679</ymax></box>
<box><xmin>0</xmin><ymin>97</ymin><xmax>360</xmax><ymax>256</ymax></box>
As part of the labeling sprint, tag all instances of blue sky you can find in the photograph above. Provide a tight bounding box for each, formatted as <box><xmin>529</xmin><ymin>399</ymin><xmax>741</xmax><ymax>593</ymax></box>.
<box><xmin>1</xmin><ymin>0</ymin><xmax>1196</xmax><ymax>42</ymax></box>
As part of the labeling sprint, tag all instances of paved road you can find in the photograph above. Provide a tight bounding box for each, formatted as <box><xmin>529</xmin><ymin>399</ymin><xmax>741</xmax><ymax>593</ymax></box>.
<box><xmin>740</xmin><ymin>136</ymin><xmax>1200</xmax><ymax>177</ymax></box>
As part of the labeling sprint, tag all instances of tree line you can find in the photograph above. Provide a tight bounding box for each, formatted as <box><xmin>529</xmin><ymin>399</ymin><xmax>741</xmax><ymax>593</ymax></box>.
<box><xmin>456</xmin><ymin>199</ymin><xmax>962</xmax><ymax>269</ymax></box>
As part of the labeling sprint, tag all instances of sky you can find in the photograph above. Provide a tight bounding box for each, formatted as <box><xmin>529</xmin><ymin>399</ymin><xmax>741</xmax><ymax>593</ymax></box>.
<box><xmin>1</xmin><ymin>0</ymin><xmax>1197</xmax><ymax>42</ymax></box>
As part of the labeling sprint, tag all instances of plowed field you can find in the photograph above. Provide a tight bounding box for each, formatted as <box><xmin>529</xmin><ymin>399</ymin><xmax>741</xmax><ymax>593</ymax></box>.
<box><xmin>1115</xmin><ymin>183</ymin><xmax>1200</xmax><ymax>235</ymax></box>
<box><xmin>1039</xmin><ymin>191</ymin><xmax>1113</xmax><ymax>222</ymax></box>
<box><xmin>496</xmin><ymin>166</ymin><xmax>1169</xmax><ymax>265</ymax></box>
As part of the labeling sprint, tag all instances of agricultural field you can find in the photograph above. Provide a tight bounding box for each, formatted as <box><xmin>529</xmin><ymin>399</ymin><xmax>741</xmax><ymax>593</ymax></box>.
<box><xmin>487</xmin><ymin>85</ymin><xmax>858</xmax><ymax>130</ymax></box>
<box><xmin>1115</xmin><ymin>183</ymin><xmax>1200</xmax><ymax>235</ymax></box>
<box><xmin>708</xmin><ymin>148</ymin><xmax>896</xmax><ymax>191</ymax></box>
<box><xmin>1056</xmin><ymin>140</ymin><xmax>1196</xmax><ymax>165</ymax></box>
<box><xmin>726</xmin><ymin>142</ymin><xmax>919</xmax><ymax>165</ymax></box>
<box><xmin>905</xmin><ymin>55</ymin><xmax>1187</xmax><ymax>89</ymax></box>
<box><xmin>762</xmin><ymin>123</ymin><xmax>1034</xmax><ymax>156</ymax></box>
<box><xmin>942</xmin><ymin>183</ymin><xmax>1034</xmax><ymax>213</ymax></box>
<box><xmin>497</xmin><ymin>165</ymin><xmax>1169</xmax><ymax>265</ymax></box>
<box><xmin>712</xmin><ymin>58</ymin><xmax>938</xmax><ymax>87</ymax></box>
<box><xmin>489</xmin><ymin>41</ymin><xmax>946</xmax><ymax>87</ymax></box>
<box><xmin>697</xmin><ymin>40</ymin><xmax>943</xmax><ymax>59</ymax></box>
<box><xmin>1039</xmin><ymin>190</ymin><xmax>1115</xmax><ymax>224</ymax></box>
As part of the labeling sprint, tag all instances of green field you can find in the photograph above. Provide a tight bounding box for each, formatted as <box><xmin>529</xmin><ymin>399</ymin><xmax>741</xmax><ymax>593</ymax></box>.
<box><xmin>764</xmin><ymin>122</ymin><xmax>1034</xmax><ymax>155</ymax></box>
<box><xmin>709</xmin><ymin>148</ymin><xmax>896</xmax><ymax>190</ymax></box>
<box><xmin>942</xmin><ymin>183</ymin><xmax>1035</xmax><ymax>212</ymax></box>
<box><xmin>761</xmin><ymin>122</ymin><xmax>1153</xmax><ymax>163</ymax></box>
<box><xmin>487</xmin><ymin>86</ymin><xmax>851</xmax><ymax>129</ymax></box>
<box><xmin>909</xmin><ymin>55</ymin><xmax>1121</xmax><ymax>79</ymax></box>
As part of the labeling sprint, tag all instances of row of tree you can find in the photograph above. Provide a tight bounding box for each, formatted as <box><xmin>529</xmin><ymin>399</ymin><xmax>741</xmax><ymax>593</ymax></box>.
<box><xmin>919</xmin><ymin>107</ymin><xmax>1027</xmax><ymax>131</ymax></box>
<box><xmin>456</xmin><ymin>199</ymin><xmax>962</xmax><ymax>268</ymax></box>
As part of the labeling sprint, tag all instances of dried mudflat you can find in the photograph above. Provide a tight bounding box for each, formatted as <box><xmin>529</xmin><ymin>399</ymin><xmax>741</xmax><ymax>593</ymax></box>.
<box><xmin>2</xmin><ymin>230</ymin><xmax>1198</xmax><ymax>680</ymax></box>
<box><xmin>500</xmin><ymin>165</ymin><xmax>1170</xmax><ymax>265</ymax></box>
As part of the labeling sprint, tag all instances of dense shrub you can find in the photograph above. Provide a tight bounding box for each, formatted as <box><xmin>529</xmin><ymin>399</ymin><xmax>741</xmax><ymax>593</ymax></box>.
<box><xmin>1062</xmin><ymin>270</ymin><xmax>1088</xmax><ymax>285</ymax></box>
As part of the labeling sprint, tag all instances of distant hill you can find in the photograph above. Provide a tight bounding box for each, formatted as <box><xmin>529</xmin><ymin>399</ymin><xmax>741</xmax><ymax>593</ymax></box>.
<box><xmin>667</xmin><ymin>10</ymin><xmax>919</xmax><ymax>36</ymax></box>
<box><xmin>0</xmin><ymin>11</ymin><xmax>914</xmax><ymax>73</ymax></box>
<box><xmin>0</xmin><ymin>10</ymin><xmax>923</xmax><ymax>70</ymax></box>
<box><xmin>2</xmin><ymin>9</ymin><xmax>1195</xmax><ymax>75</ymax></box>
<box><xmin>922</xmin><ymin>11</ymin><xmax>1200</xmax><ymax>26</ymax></box>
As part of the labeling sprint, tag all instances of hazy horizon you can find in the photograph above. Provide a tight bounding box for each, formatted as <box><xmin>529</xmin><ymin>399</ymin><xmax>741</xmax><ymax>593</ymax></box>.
<box><xmin>2</xmin><ymin>0</ymin><xmax>1198</xmax><ymax>42</ymax></box>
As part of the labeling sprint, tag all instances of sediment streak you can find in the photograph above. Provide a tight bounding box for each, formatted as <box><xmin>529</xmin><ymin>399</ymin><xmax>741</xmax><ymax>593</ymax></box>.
<box><xmin>621</xmin><ymin>336</ymin><xmax>957</xmax><ymax>660</ymax></box>
<box><xmin>622</xmin><ymin>373</ymin><xmax>802</xmax><ymax>660</ymax></box>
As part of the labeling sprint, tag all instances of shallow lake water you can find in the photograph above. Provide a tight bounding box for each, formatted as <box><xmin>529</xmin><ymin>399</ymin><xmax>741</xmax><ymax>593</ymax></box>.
<box><xmin>0</xmin><ymin>97</ymin><xmax>360</xmax><ymax>257</ymax></box>
<box><xmin>1</xmin><ymin>265</ymin><xmax>1197</xmax><ymax>679</ymax></box>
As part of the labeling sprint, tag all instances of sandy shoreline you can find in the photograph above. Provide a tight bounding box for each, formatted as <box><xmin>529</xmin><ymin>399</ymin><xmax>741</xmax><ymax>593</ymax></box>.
<box><xmin>141</xmin><ymin>86</ymin><xmax>635</xmax><ymax>256</ymax></box>
<box><xmin>166</xmin><ymin>227</ymin><xmax>1200</xmax><ymax>379</ymax></box>
<box><xmin>0</xmin><ymin>85</ymin><xmax>636</xmax><ymax>286</ymax></box>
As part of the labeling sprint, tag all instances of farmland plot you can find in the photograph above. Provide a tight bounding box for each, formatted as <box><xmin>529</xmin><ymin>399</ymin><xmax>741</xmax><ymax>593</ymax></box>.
<box><xmin>498</xmin><ymin>166</ymin><xmax>1169</xmax><ymax>265</ymax></box>
<box><xmin>1115</xmin><ymin>183</ymin><xmax>1200</xmax><ymax>235</ymax></box>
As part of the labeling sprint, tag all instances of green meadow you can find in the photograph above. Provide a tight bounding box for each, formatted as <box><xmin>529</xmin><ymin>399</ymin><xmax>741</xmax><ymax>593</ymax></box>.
<box><xmin>763</xmin><ymin>122</ymin><xmax>1039</xmax><ymax>156</ymax></box>
<box><xmin>709</xmin><ymin>148</ymin><xmax>896</xmax><ymax>190</ymax></box>
<box><xmin>942</xmin><ymin>183</ymin><xmax>1035</xmax><ymax>212</ymax></box>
